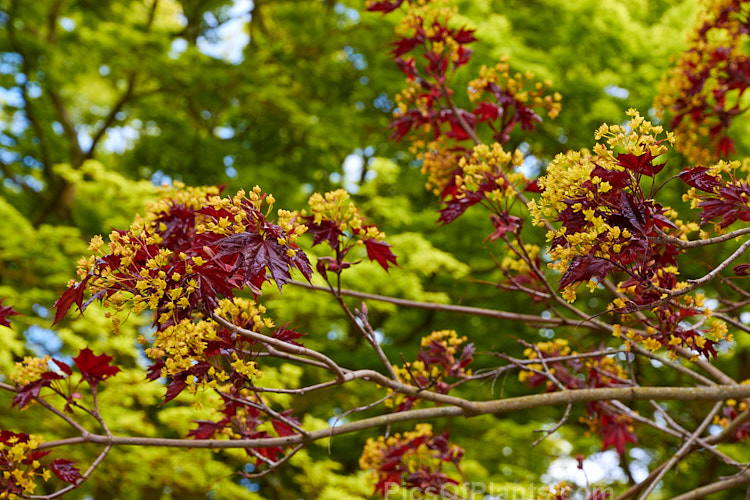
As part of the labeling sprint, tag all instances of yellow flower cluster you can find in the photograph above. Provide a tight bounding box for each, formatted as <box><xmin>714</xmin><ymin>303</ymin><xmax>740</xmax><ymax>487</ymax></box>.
<box><xmin>531</xmin><ymin>109</ymin><xmax>672</xmax><ymax>222</ymax></box>
<box><xmin>305</xmin><ymin>189</ymin><xmax>385</xmax><ymax>241</ymax></box>
<box><xmin>420</xmin><ymin>329</ymin><xmax>466</xmax><ymax>354</ymax></box>
<box><xmin>10</xmin><ymin>356</ymin><xmax>52</xmax><ymax>387</ymax></box>
<box><xmin>680</xmin><ymin>159</ymin><xmax>749</xmax><ymax>212</ymax></box>
<box><xmin>468</xmin><ymin>58</ymin><xmax>562</xmax><ymax>119</ymax></box>
<box><xmin>528</xmin><ymin>110</ymin><xmax>677</xmax><ymax>299</ymax></box>
<box><xmin>612</xmin><ymin>313</ymin><xmax>729</xmax><ymax>358</ymax></box>
<box><xmin>0</xmin><ymin>434</ymin><xmax>50</xmax><ymax>498</ymax></box>
<box><xmin>518</xmin><ymin>339</ymin><xmax>572</xmax><ymax>384</ymax></box>
<box><xmin>77</xmin><ymin>184</ymin><xmax>306</xmax><ymax>332</ymax></box>
<box><xmin>592</xmin><ymin>108</ymin><xmax>675</xmax><ymax>159</ymax></box>
<box><xmin>393</xmin><ymin>330</ymin><xmax>471</xmax><ymax>385</ymax></box>
<box><xmin>394</xmin><ymin>0</ymin><xmax>456</xmax><ymax>40</ymax></box>
<box><xmin>713</xmin><ymin>397</ymin><xmax>749</xmax><ymax>428</ymax></box>
<box><xmin>537</xmin><ymin>482</ymin><xmax>572</xmax><ymax>500</ymax></box>
<box><xmin>500</xmin><ymin>243</ymin><xmax>541</xmax><ymax>274</ymax></box>
<box><xmin>143</xmin><ymin>297</ymin><xmax>265</xmax><ymax>389</ymax></box>
<box><xmin>418</xmin><ymin>139</ymin><xmax>459</xmax><ymax>194</ymax></box>
<box><xmin>586</xmin><ymin>355</ymin><xmax>629</xmax><ymax>385</ymax></box>
<box><xmin>359</xmin><ymin>423</ymin><xmax>436</xmax><ymax>471</ymax></box>
<box><xmin>386</xmin><ymin>330</ymin><xmax>472</xmax><ymax>409</ymax></box>
<box><xmin>455</xmin><ymin>143</ymin><xmax>526</xmax><ymax>200</ymax></box>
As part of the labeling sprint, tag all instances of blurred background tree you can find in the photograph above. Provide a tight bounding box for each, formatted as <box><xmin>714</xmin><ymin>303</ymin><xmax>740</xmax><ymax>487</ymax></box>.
<box><xmin>7</xmin><ymin>0</ymin><xmax>744</xmax><ymax>498</ymax></box>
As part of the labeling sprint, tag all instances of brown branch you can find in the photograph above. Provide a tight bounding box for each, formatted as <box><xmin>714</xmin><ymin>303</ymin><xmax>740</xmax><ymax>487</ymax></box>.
<box><xmin>654</xmin><ymin>226</ymin><xmax>750</xmax><ymax>249</ymax></box>
<box><xmin>35</xmin><ymin>384</ymin><xmax>750</xmax><ymax>452</ymax></box>
<box><xmin>636</xmin><ymin>401</ymin><xmax>723</xmax><ymax>500</ymax></box>
<box><xmin>289</xmin><ymin>280</ymin><xmax>602</xmax><ymax>329</ymax></box>
<box><xmin>649</xmin><ymin>237</ymin><xmax>750</xmax><ymax>302</ymax></box>
<box><xmin>212</xmin><ymin>314</ymin><xmax>347</xmax><ymax>382</ymax></box>
<box><xmin>667</xmin><ymin>472</ymin><xmax>750</xmax><ymax>500</ymax></box>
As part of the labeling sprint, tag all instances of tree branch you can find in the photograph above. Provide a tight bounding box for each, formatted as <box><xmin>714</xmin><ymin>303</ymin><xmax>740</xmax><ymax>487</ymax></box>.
<box><xmin>35</xmin><ymin>384</ymin><xmax>750</xmax><ymax>452</ymax></box>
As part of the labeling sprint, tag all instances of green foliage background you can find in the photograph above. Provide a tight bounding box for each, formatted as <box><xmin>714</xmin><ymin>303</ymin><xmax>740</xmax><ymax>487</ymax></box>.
<box><xmin>4</xmin><ymin>0</ymin><xmax>748</xmax><ymax>498</ymax></box>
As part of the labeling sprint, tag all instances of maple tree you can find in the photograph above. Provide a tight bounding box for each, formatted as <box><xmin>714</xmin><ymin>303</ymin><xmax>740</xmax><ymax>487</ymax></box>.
<box><xmin>3</xmin><ymin>0</ymin><xmax>750</xmax><ymax>499</ymax></box>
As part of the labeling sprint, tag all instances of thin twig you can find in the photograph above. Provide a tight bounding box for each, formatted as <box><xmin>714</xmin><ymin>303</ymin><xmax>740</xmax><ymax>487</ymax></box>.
<box><xmin>636</xmin><ymin>401</ymin><xmax>723</xmax><ymax>500</ymax></box>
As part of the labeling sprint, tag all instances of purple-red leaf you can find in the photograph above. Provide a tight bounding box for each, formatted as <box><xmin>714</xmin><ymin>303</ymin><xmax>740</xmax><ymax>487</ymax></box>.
<box><xmin>50</xmin><ymin>459</ymin><xmax>83</xmax><ymax>484</ymax></box>
<box><xmin>11</xmin><ymin>380</ymin><xmax>47</xmax><ymax>409</ymax></box>
<box><xmin>273</xmin><ymin>326</ymin><xmax>306</xmax><ymax>346</ymax></box>
<box><xmin>366</xmin><ymin>0</ymin><xmax>406</xmax><ymax>14</ymax></box>
<box><xmin>616</xmin><ymin>151</ymin><xmax>662</xmax><ymax>177</ymax></box>
<box><xmin>188</xmin><ymin>420</ymin><xmax>219</xmax><ymax>440</ymax></box>
<box><xmin>0</xmin><ymin>299</ymin><xmax>20</xmax><ymax>328</ymax></box>
<box><xmin>474</xmin><ymin>102</ymin><xmax>500</xmax><ymax>122</ymax></box>
<box><xmin>51</xmin><ymin>359</ymin><xmax>73</xmax><ymax>376</ymax></box>
<box><xmin>558</xmin><ymin>254</ymin><xmax>613</xmax><ymax>289</ymax></box>
<box><xmin>600</xmin><ymin>415</ymin><xmax>638</xmax><ymax>456</ymax></box>
<box><xmin>163</xmin><ymin>376</ymin><xmax>188</xmax><ymax>404</ymax></box>
<box><xmin>679</xmin><ymin>166</ymin><xmax>722</xmax><ymax>192</ymax></box>
<box><xmin>52</xmin><ymin>276</ymin><xmax>90</xmax><ymax>325</ymax></box>
<box><xmin>73</xmin><ymin>348</ymin><xmax>120</xmax><ymax>384</ymax></box>
<box><xmin>364</xmin><ymin>239</ymin><xmax>398</xmax><ymax>271</ymax></box>
<box><xmin>453</xmin><ymin>27</ymin><xmax>477</xmax><ymax>44</ymax></box>
<box><xmin>216</xmin><ymin>232</ymin><xmax>306</xmax><ymax>291</ymax></box>
<box><xmin>391</xmin><ymin>37</ymin><xmax>420</xmax><ymax>57</ymax></box>
<box><xmin>734</xmin><ymin>263</ymin><xmax>750</xmax><ymax>276</ymax></box>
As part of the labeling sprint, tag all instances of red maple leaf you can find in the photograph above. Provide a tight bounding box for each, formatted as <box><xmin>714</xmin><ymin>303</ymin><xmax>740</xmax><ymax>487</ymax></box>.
<box><xmin>188</xmin><ymin>420</ymin><xmax>220</xmax><ymax>440</ymax></box>
<box><xmin>273</xmin><ymin>326</ymin><xmax>306</xmax><ymax>346</ymax></box>
<box><xmin>12</xmin><ymin>380</ymin><xmax>48</xmax><ymax>409</ymax></box>
<box><xmin>366</xmin><ymin>0</ymin><xmax>407</xmax><ymax>14</ymax></box>
<box><xmin>216</xmin><ymin>232</ymin><xmax>312</xmax><ymax>291</ymax></box>
<box><xmin>453</xmin><ymin>27</ymin><xmax>477</xmax><ymax>44</ymax></box>
<box><xmin>717</xmin><ymin>135</ymin><xmax>736</xmax><ymax>158</ymax></box>
<box><xmin>52</xmin><ymin>276</ymin><xmax>91</xmax><ymax>325</ymax></box>
<box><xmin>50</xmin><ymin>459</ymin><xmax>83</xmax><ymax>484</ymax></box>
<box><xmin>0</xmin><ymin>299</ymin><xmax>20</xmax><ymax>328</ymax></box>
<box><xmin>73</xmin><ymin>348</ymin><xmax>120</xmax><ymax>384</ymax></box>
<box><xmin>364</xmin><ymin>239</ymin><xmax>398</xmax><ymax>271</ymax></box>
<box><xmin>271</xmin><ymin>411</ymin><xmax>300</xmax><ymax>438</ymax></box>
<box><xmin>678</xmin><ymin>166</ymin><xmax>722</xmax><ymax>192</ymax></box>
<box><xmin>474</xmin><ymin>102</ymin><xmax>500</xmax><ymax>122</ymax></box>
<box><xmin>304</xmin><ymin>219</ymin><xmax>344</xmax><ymax>250</ymax></box>
<box><xmin>391</xmin><ymin>37</ymin><xmax>421</xmax><ymax>57</ymax></box>
<box><xmin>600</xmin><ymin>414</ymin><xmax>637</xmax><ymax>455</ymax></box>
<box><xmin>616</xmin><ymin>151</ymin><xmax>663</xmax><ymax>177</ymax></box>
<box><xmin>558</xmin><ymin>254</ymin><xmax>613</xmax><ymax>289</ymax></box>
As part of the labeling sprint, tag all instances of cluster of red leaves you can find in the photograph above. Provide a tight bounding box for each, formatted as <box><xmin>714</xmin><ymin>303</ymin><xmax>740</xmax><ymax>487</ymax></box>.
<box><xmin>53</xmin><ymin>190</ymin><xmax>312</xmax><ymax>327</ymax></box>
<box><xmin>0</xmin><ymin>430</ymin><xmax>83</xmax><ymax>494</ymax></box>
<box><xmin>548</xmin><ymin>151</ymin><xmax>720</xmax><ymax>357</ymax></box>
<box><xmin>662</xmin><ymin>0</ymin><xmax>750</xmax><ymax>161</ymax></box>
<box><xmin>380</xmin><ymin>12</ymin><xmax>477</xmax><ymax>142</ymax></box>
<box><xmin>188</xmin><ymin>391</ymin><xmax>301</xmax><ymax>467</ymax></box>
<box><xmin>369</xmin><ymin>431</ymin><xmax>464</xmax><ymax>498</ymax></box>
<box><xmin>0</xmin><ymin>299</ymin><xmax>20</xmax><ymax>328</ymax></box>
<box><xmin>395</xmin><ymin>334</ymin><xmax>474</xmax><ymax>411</ymax></box>
<box><xmin>553</xmin><ymin>152</ymin><xmax>675</xmax><ymax>291</ymax></box>
<box><xmin>12</xmin><ymin>348</ymin><xmax>120</xmax><ymax>411</ymax></box>
<box><xmin>146</xmin><ymin>306</ymin><xmax>304</xmax><ymax>405</ymax></box>
<box><xmin>680</xmin><ymin>166</ymin><xmax>750</xmax><ymax>228</ymax></box>
<box><xmin>1</xmin><ymin>349</ymin><xmax>119</xmax><ymax>492</ymax></box>
<box><xmin>521</xmin><ymin>344</ymin><xmax>637</xmax><ymax>456</ymax></box>
<box><xmin>368</xmin><ymin>1</ymin><xmax>557</xmax><ymax>226</ymax></box>
<box><xmin>304</xmin><ymin>217</ymin><xmax>397</xmax><ymax>273</ymax></box>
